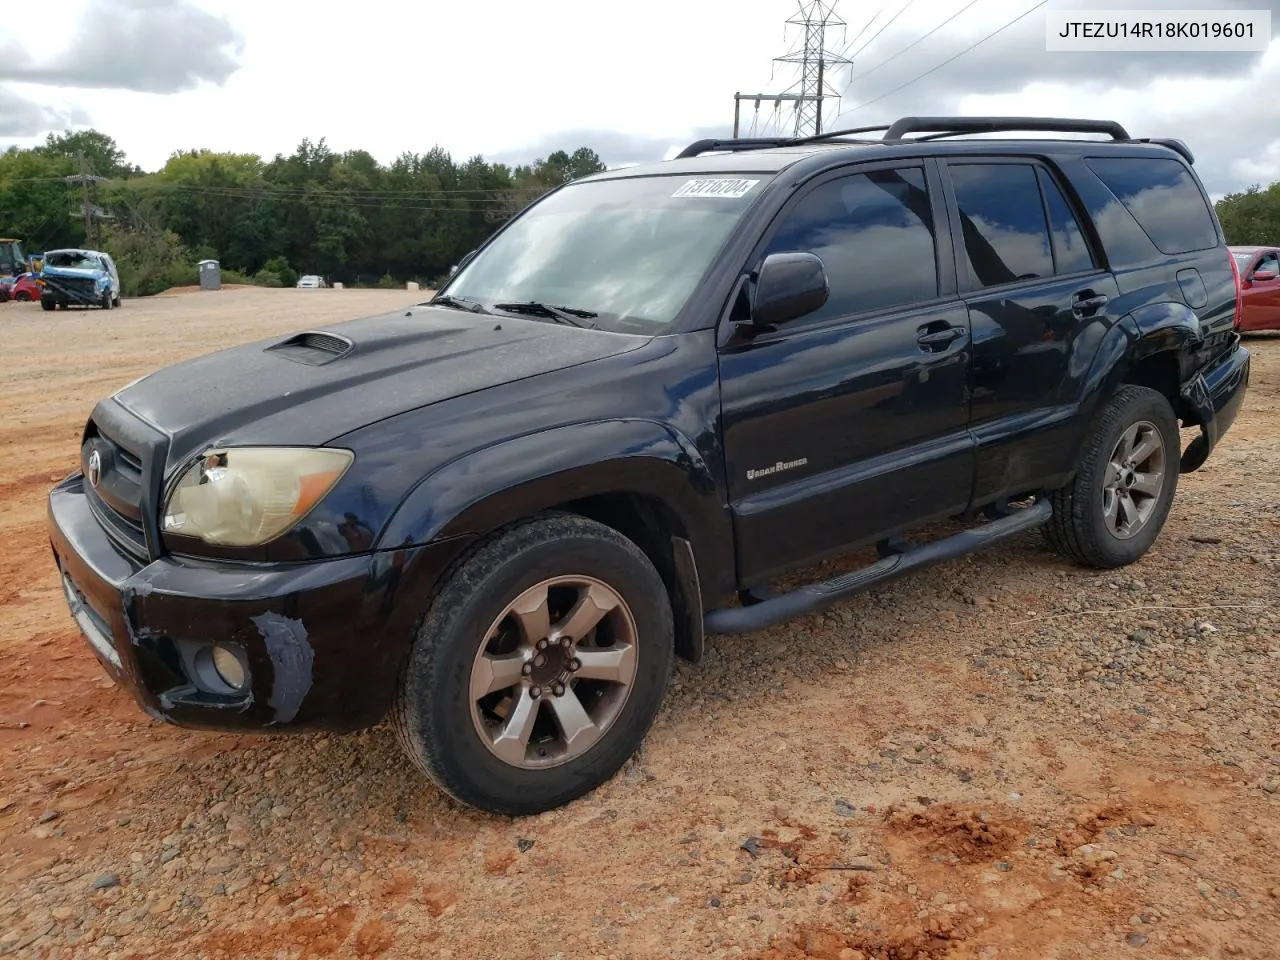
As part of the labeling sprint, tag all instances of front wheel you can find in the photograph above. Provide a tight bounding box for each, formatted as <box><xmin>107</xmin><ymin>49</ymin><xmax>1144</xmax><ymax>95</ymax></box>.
<box><xmin>1046</xmin><ymin>385</ymin><xmax>1179</xmax><ymax>568</ymax></box>
<box><xmin>40</xmin><ymin>296</ymin><xmax>55</xmax><ymax>312</ymax></box>
<box><xmin>394</xmin><ymin>514</ymin><xmax>674</xmax><ymax>815</ymax></box>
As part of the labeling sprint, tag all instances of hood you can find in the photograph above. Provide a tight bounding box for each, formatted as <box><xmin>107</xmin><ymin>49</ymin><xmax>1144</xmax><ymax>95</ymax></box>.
<box><xmin>112</xmin><ymin>305</ymin><xmax>650</xmax><ymax>471</ymax></box>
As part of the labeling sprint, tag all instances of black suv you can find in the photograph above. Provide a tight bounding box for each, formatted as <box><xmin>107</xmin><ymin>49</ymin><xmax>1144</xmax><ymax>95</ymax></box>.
<box><xmin>48</xmin><ymin>117</ymin><xmax>1250</xmax><ymax>815</ymax></box>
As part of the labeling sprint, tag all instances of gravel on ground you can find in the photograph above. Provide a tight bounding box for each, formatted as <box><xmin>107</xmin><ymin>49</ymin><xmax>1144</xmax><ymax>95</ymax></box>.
<box><xmin>0</xmin><ymin>290</ymin><xmax>1277</xmax><ymax>959</ymax></box>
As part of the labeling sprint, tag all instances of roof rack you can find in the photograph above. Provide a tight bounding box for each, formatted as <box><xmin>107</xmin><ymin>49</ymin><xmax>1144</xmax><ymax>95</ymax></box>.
<box><xmin>882</xmin><ymin>116</ymin><xmax>1131</xmax><ymax>141</ymax></box>
<box><xmin>674</xmin><ymin>125</ymin><xmax>892</xmax><ymax>159</ymax></box>
<box><xmin>673</xmin><ymin>116</ymin><xmax>1196</xmax><ymax>165</ymax></box>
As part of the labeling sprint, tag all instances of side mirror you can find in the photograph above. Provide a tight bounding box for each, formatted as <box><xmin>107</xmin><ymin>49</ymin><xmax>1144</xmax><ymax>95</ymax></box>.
<box><xmin>1252</xmin><ymin>269</ymin><xmax>1277</xmax><ymax>282</ymax></box>
<box><xmin>752</xmin><ymin>251</ymin><xmax>829</xmax><ymax>328</ymax></box>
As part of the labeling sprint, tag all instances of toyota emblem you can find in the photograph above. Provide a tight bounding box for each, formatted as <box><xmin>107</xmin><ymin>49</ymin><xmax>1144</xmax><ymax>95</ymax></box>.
<box><xmin>87</xmin><ymin>449</ymin><xmax>102</xmax><ymax>488</ymax></box>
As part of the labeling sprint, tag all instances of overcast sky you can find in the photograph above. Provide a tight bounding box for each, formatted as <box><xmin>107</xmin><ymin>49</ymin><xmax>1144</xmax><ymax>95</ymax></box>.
<box><xmin>1</xmin><ymin>0</ymin><xmax>1277</xmax><ymax>196</ymax></box>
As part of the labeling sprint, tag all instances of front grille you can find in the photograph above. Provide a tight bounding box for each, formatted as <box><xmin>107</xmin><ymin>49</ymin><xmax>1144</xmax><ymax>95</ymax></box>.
<box><xmin>48</xmin><ymin>276</ymin><xmax>98</xmax><ymax>300</ymax></box>
<box><xmin>83</xmin><ymin>425</ymin><xmax>149</xmax><ymax>558</ymax></box>
<box><xmin>86</xmin><ymin>484</ymin><xmax>148</xmax><ymax>558</ymax></box>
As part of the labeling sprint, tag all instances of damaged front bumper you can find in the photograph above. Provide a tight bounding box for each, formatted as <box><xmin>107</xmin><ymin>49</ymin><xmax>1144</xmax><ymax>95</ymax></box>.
<box><xmin>47</xmin><ymin>472</ymin><xmax>463</xmax><ymax>732</ymax></box>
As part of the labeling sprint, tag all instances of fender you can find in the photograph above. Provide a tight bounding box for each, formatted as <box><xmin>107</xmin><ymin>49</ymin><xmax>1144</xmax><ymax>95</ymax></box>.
<box><xmin>376</xmin><ymin>418</ymin><xmax>735</xmax><ymax>608</ymax></box>
<box><xmin>1076</xmin><ymin>302</ymin><xmax>1221</xmax><ymax>472</ymax></box>
<box><xmin>1078</xmin><ymin>303</ymin><xmax>1204</xmax><ymax>421</ymax></box>
<box><xmin>1123</xmin><ymin>301</ymin><xmax>1206</xmax><ymax>382</ymax></box>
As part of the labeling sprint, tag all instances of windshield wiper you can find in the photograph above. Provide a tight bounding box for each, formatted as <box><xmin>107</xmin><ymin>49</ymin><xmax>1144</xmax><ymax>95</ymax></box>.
<box><xmin>429</xmin><ymin>294</ymin><xmax>490</xmax><ymax>315</ymax></box>
<box><xmin>492</xmin><ymin>301</ymin><xmax>598</xmax><ymax>329</ymax></box>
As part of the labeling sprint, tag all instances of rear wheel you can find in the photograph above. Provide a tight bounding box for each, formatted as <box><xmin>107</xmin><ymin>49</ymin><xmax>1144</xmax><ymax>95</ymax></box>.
<box><xmin>15</xmin><ymin>291</ymin><xmax>31</xmax><ymax>302</ymax></box>
<box><xmin>393</xmin><ymin>513</ymin><xmax>674</xmax><ymax>815</ymax></box>
<box><xmin>1046</xmin><ymin>385</ymin><xmax>1179</xmax><ymax>568</ymax></box>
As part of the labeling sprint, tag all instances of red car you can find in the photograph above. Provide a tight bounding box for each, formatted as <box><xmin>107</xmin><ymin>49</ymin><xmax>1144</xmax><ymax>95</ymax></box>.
<box><xmin>0</xmin><ymin>273</ymin><xmax>43</xmax><ymax>302</ymax></box>
<box><xmin>1230</xmin><ymin>245</ymin><xmax>1280</xmax><ymax>332</ymax></box>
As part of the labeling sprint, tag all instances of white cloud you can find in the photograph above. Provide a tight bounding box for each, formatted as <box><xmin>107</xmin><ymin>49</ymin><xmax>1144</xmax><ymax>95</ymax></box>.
<box><xmin>1</xmin><ymin>0</ymin><xmax>1278</xmax><ymax>196</ymax></box>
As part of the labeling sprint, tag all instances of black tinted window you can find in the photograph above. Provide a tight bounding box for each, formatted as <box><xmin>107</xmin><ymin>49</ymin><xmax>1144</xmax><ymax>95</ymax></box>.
<box><xmin>1085</xmin><ymin>157</ymin><xmax>1218</xmax><ymax>254</ymax></box>
<box><xmin>950</xmin><ymin>164</ymin><xmax>1053</xmax><ymax>288</ymax></box>
<box><xmin>1038</xmin><ymin>168</ymin><xmax>1095</xmax><ymax>274</ymax></box>
<box><xmin>764</xmin><ymin>167</ymin><xmax>938</xmax><ymax>320</ymax></box>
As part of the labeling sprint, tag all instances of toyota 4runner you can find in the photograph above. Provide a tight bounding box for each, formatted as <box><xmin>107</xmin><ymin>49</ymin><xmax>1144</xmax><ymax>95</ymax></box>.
<box><xmin>48</xmin><ymin>116</ymin><xmax>1251</xmax><ymax>815</ymax></box>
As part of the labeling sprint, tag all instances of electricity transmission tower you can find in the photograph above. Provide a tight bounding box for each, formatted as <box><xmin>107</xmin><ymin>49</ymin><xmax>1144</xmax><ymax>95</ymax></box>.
<box><xmin>734</xmin><ymin>1</ymin><xmax>852</xmax><ymax>138</ymax></box>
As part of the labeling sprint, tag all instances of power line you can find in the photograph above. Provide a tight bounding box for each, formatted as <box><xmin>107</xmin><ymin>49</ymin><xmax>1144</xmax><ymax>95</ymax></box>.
<box><xmin>833</xmin><ymin>4</ymin><xmax>886</xmax><ymax>62</ymax></box>
<box><xmin>847</xmin><ymin>0</ymin><xmax>985</xmax><ymax>84</ymax></box>
<box><xmin>105</xmin><ymin>180</ymin><xmax>528</xmax><ymax>199</ymax></box>
<box><xmin>845</xmin><ymin>0</ymin><xmax>917</xmax><ymax>61</ymax></box>
<box><xmin>835</xmin><ymin>0</ymin><xmax>1049</xmax><ymax>118</ymax></box>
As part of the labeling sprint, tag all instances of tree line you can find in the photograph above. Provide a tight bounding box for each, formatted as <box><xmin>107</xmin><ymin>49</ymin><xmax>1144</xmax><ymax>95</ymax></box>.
<box><xmin>9</xmin><ymin>130</ymin><xmax>1279</xmax><ymax>298</ymax></box>
<box><xmin>0</xmin><ymin>130</ymin><xmax>606</xmax><ymax>296</ymax></box>
<box><xmin>1215</xmin><ymin>181</ymin><xmax>1280</xmax><ymax>249</ymax></box>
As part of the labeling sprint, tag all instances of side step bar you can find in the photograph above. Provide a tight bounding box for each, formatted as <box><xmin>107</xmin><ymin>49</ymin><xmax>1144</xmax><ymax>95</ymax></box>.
<box><xmin>704</xmin><ymin>498</ymin><xmax>1052</xmax><ymax>635</ymax></box>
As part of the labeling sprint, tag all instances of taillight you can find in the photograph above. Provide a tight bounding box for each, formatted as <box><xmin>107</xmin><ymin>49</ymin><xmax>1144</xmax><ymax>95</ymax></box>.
<box><xmin>1227</xmin><ymin>251</ymin><xmax>1242</xmax><ymax>329</ymax></box>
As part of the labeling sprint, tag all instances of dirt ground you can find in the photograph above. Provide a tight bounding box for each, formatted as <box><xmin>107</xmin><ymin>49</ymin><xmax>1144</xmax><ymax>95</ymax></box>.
<box><xmin>0</xmin><ymin>288</ymin><xmax>1277</xmax><ymax>960</ymax></box>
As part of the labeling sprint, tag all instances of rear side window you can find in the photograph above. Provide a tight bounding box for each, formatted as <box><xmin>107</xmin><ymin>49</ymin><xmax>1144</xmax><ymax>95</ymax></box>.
<box><xmin>763</xmin><ymin>166</ymin><xmax>938</xmax><ymax>321</ymax></box>
<box><xmin>1084</xmin><ymin>157</ymin><xmax>1218</xmax><ymax>254</ymax></box>
<box><xmin>949</xmin><ymin>163</ymin><xmax>1054</xmax><ymax>288</ymax></box>
<box><xmin>1037</xmin><ymin>168</ymin><xmax>1096</xmax><ymax>274</ymax></box>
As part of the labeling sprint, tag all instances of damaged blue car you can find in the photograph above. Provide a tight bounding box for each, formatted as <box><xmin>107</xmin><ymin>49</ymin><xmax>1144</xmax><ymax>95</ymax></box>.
<box><xmin>39</xmin><ymin>248</ymin><xmax>122</xmax><ymax>311</ymax></box>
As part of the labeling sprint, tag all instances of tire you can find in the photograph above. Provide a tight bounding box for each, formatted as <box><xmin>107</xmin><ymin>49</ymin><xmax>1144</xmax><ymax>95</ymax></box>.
<box><xmin>1046</xmin><ymin>385</ymin><xmax>1179</xmax><ymax>568</ymax></box>
<box><xmin>113</xmin><ymin>294</ymin><xmax>122</xmax><ymax>308</ymax></box>
<box><xmin>393</xmin><ymin>513</ymin><xmax>674</xmax><ymax>815</ymax></box>
<box><xmin>40</xmin><ymin>297</ymin><xmax>55</xmax><ymax>312</ymax></box>
<box><xmin>101</xmin><ymin>292</ymin><xmax>112</xmax><ymax>309</ymax></box>
<box><xmin>15</xmin><ymin>292</ymin><xmax>31</xmax><ymax>302</ymax></box>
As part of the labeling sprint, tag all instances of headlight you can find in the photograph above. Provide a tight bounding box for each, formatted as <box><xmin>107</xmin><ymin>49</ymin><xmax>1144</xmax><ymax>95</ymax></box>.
<box><xmin>162</xmin><ymin>447</ymin><xmax>354</xmax><ymax>547</ymax></box>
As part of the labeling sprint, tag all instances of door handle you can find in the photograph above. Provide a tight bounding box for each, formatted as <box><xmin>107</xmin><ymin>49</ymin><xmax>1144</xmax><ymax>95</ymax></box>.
<box><xmin>1072</xmin><ymin>292</ymin><xmax>1109</xmax><ymax>315</ymax></box>
<box><xmin>916</xmin><ymin>325</ymin><xmax>966</xmax><ymax>348</ymax></box>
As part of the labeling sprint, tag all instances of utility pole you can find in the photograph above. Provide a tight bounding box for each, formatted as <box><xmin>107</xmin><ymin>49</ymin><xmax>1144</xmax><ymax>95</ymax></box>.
<box><xmin>66</xmin><ymin>153</ymin><xmax>106</xmax><ymax>248</ymax></box>
<box><xmin>734</xmin><ymin>1</ymin><xmax>852</xmax><ymax>139</ymax></box>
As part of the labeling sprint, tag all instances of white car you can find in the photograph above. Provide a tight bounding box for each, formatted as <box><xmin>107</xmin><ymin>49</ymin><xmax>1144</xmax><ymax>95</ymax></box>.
<box><xmin>296</xmin><ymin>275</ymin><xmax>327</xmax><ymax>289</ymax></box>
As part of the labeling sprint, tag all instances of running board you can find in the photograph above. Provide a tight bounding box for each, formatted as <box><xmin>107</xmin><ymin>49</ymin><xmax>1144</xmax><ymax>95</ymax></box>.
<box><xmin>704</xmin><ymin>498</ymin><xmax>1052</xmax><ymax>635</ymax></box>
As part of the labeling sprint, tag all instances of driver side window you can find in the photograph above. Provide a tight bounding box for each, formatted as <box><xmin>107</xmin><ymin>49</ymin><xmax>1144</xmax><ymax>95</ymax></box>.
<box><xmin>761</xmin><ymin>166</ymin><xmax>939</xmax><ymax>325</ymax></box>
<box><xmin>1255</xmin><ymin>252</ymin><xmax>1279</xmax><ymax>277</ymax></box>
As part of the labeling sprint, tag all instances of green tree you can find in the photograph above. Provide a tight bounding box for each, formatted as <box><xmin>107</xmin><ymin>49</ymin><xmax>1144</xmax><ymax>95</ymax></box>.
<box><xmin>41</xmin><ymin>130</ymin><xmax>139</xmax><ymax>179</ymax></box>
<box><xmin>1216</xmin><ymin>183</ymin><xmax>1280</xmax><ymax>246</ymax></box>
<box><xmin>1</xmin><ymin>130</ymin><xmax>618</xmax><ymax>294</ymax></box>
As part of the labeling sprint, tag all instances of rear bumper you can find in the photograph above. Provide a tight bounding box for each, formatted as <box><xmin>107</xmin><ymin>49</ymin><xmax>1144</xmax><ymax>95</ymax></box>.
<box><xmin>1179</xmin><ymin>337</ymin><xmax>1250</xmax><ymax>472</ymax></box>
<box><xmin>48</xmin><ymin>473</ymin><xmax>468</xmax><ymax>732</ymax></box>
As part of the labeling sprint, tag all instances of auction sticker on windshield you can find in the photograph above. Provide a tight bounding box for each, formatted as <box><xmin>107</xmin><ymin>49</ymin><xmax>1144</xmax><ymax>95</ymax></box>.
<box><xmin>672</xmin><ymin>178</ymin><xmax>760</xmax><ymax>199</ymax></box>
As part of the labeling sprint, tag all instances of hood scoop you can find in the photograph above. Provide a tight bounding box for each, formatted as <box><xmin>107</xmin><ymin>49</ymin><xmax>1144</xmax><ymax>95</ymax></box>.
<box><xmin>265</xmin><ymin>330</ymin><xmax>354</xmax><ymax>366</ymax></box>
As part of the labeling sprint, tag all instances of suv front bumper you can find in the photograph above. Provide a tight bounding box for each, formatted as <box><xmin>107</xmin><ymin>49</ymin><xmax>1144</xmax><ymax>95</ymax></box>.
<box><xmin>48</xmin><ymin>473</ymin><xmax>465</xmax><ymax>732</ymax></box>
<box><xmin>1179</xmin><ymin>336</ymin><xmax>1250</xmax><ymax>472</ymax></box>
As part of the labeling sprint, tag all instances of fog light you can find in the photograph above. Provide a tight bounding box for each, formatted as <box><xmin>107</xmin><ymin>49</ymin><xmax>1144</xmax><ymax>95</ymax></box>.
<box><xmin>211</xmin><ymin>644</ymin><xmax>247</xmax><ymax>690</ymax></box>
<box><xmin>192</xmin><ymin>642</ymin><xmax>249</xmax><ymax>694</ymax></box>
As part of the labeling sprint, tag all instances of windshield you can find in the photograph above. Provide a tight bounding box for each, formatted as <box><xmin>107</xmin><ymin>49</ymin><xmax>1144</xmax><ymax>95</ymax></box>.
<box><xmin>46</xmin><ymin>251</ymin><xmax>99</xmax><ymax>270</ymax></box>
<box><xmin>443</xmin><ymin>174</ymin><xmax>772</xmax><ymax>332</ymax></box>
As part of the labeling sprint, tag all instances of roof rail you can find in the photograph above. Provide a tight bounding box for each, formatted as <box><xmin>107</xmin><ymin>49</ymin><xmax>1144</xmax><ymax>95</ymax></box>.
<box><xmin>671</xmin><ymin>118</ymin><xmax>1200</xmax><ymax>164</ymax></box>
<box><xmin>883</xmin><ymin>116</ymin><xmax>1131</xmax><ymax>141</ymax></box>
<box><xmin>674</xmin><ymin>125</ymin><xmax>892</xmax><ymax>159</ymax></box>
<box><xmin>674</xmin><ymin>138</ymin><xmax>797</xmax><ymax>159</ymax></box>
